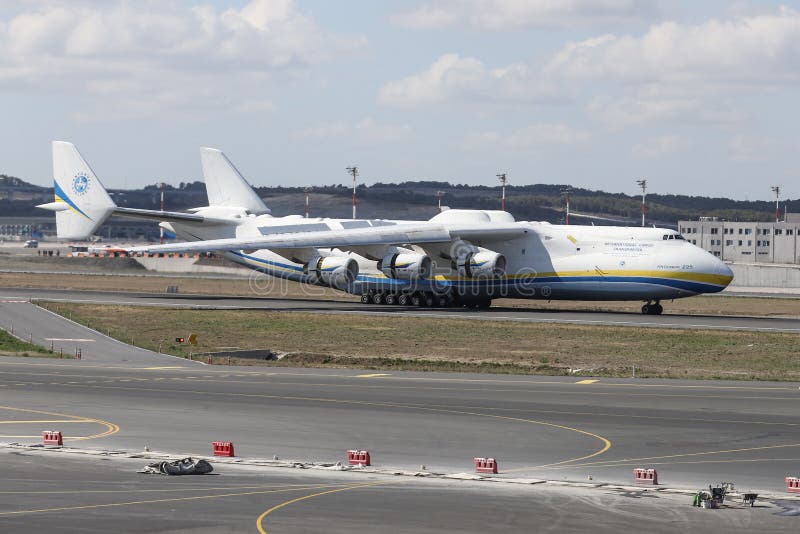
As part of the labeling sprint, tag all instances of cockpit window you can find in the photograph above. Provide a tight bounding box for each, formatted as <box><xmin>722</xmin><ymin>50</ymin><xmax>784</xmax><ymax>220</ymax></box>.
<box><xmin>675</xmin><ymin>235</ymin><xmax>685</xmax><ymax>240</ymax></box>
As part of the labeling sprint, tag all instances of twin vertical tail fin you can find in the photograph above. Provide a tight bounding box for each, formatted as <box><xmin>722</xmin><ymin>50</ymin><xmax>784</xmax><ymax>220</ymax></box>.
<box><xmin>200</xmin><ymin>147</ymin><xmax>270</xmax><ymax>214</ymax></box>
<box><xmin>37</xmin><ymin>141</ymin><xmax>116</xmax><ymax>239</ymax></box>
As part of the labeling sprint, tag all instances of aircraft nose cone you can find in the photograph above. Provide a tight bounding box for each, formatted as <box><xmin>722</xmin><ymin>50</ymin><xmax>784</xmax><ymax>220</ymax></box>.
<box><xmin>714</xmin><ymin>258</ymin><xmax>734</xmax><ymax>287</ymax></box>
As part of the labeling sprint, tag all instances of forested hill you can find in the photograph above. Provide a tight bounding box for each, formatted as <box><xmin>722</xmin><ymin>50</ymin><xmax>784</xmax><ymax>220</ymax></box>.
<box><xmin>2</xmin><ymin>174</ymin><xmax>796</xmax><ymax>227</ymax></box>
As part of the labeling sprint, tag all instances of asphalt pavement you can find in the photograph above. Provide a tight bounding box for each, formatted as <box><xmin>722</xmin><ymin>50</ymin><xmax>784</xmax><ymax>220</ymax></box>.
<box><xmin>3</xmin><ymin>287</ymin><xmax>800</xmax><ymax>333</ymax></box>
<box><xmin>1</xmin><ymin>288</ymin><xmax>799</xmax><ymax>532</ymax></box>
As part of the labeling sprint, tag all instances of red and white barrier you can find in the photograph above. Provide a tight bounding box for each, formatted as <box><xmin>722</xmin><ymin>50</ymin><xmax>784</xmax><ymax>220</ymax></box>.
<box><xmin>347</xmin><ymin>450</ymin><xmax>371</xmax><ymax>466</ymax></box>
<box><xmin>787</xmin><ymin>477</ymin><xmax>800</xmax><ymax>493</ymax></box>
<box><xmin>212</xmin><ymin>441</ymin><xmax>235</xmax><ymax>457</ymax></box>
<box><xmin>474</xmin><ymin>457</ymin><xmax>498</xmax><ymax>474</ymax></box>
<box><xmin>633</xmin><ymin>468</ymin><xmax>658</xmax><ymax>485</ymax></box>
<box><xmin>42</xmin><ymin>430</ymin><xmax>63</xmax><ymax>446</ymax></box>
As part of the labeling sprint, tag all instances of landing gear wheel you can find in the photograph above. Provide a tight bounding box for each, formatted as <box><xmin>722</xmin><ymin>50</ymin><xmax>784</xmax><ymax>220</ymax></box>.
<box><xmin>372</xmin><ymin>293</ymin><xmax>384</xmax><ymax>305</ymax></box>
<box><xmin>641</xmin><ymin>302</ymin><xmax>663</xmax><ymax>315</ymax></box>
<box><xmin>423</xmin><ymin>294</ymin><xmax>434</xmax><ymax>307</ymax></box>
<box><xmin>360</xmin><ymin>294</ymin><xmax>370</xmax><ymax>304</ymax></box>
<box><xmin>385</xmin><ymin>293</ymin><xmax>397</xmax><ymax>305</ymax></box>
<box><xmin>410</xmin><ymin>294</ymin><xmax>421</xmax><ymax>306</ymax></box>
<box><xmin>398</xmin><ymin>293</ymin><xmax>411</xmax><ymax>306</ymax></box>
<box><xmin>434</xmin><ymin>295</ymin><xmax>449</xmax><ymax>308</ymax></box>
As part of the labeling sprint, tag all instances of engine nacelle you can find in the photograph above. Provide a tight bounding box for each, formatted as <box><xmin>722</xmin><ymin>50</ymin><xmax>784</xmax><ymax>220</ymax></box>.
<box><xmin>305</xmin><ymin>256</ymin><xmax>359</xmax><ymax>287</ymax></box>
<box><xmin>456</xmin><ymin>250</ymin><xmax>506</xmax><ymax>278</ymax></box>
<box><xmin>377</xmin><ymin>252</ymin><xmax>432</xmax><ymax>280</ymax></box>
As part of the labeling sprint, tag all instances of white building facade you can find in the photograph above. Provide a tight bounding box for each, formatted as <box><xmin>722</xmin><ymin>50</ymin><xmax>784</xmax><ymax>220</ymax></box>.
<box><xmin>678</xmin><ymin>214</ymin><xmax>800</xmax><ymax>264</ymax></box>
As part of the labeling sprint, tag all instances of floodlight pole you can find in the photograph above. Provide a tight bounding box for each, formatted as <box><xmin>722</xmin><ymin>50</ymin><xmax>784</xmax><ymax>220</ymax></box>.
<box><xmin>346</xmin><ymin>166</ymin><xmax>359</xmax><ymax>219</ymax></box>
<box><xmin>636</xmin><ymin>179</ymin><xmax>647</xmax><ymax>227</ymax></box>
<box><xmin>771</xmin><ymin>185</ymin><xmax>781</xmax><ymax>223</ymax></box>
<box><xmin>159</xmin><ymin>182</ymin><xmax>165</xmax><ymax>244</ymax></box>
<box><xmin>497</xmin><ymin>173</ymin><xmax>507</xmax><ymax>211</ymax></box>
<box><xmin>436</xmin><ymin>190</ymin><xmax>446</xmax><ymax>213</ymax></box>
<box><xmin>562</xmin><ymin>187</ymin><xmax>572</xmax><ymax>225</ymax></box>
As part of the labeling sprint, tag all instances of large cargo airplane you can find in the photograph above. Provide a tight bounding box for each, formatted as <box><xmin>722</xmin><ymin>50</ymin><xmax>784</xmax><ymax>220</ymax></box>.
<box><xmin>38</xmin><ymin>141</ymin><xmax>733</xmax><ymax>314</ymax></box>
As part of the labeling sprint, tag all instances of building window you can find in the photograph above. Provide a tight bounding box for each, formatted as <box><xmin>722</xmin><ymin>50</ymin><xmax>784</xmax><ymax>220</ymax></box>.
<box><xmin>763</xmin><ymin>228</ymin><xmax>770</xmax><ymax>235</ymax></box>
<box><xmin>747</xmin><ymin>240</ymin><xmax>752</xmax><ymax>246</ymax></box>
<box><xmin>764</xmin><ymin>240</ymin><xmax>770</xmax><ymax>246</ymax></box>
<box><xmin>775</xmin><ymin>229</ymin><xmax>783</xmax><ymax>235</ymax></box>
<box><xmin>738</xmin><ymin>240</ymin><xmax>743</xmax><ymax>246</ymax></box>
<box><xmin>788</xmin><ymin>229</ymin><xmax>794</xmax><ymax>236</ymax></box>
<box><xmin>711</xmin><ymin>227</ymin><xmax>719</xmax><ymax>234</ymax></box>
<box><xmin>738</xmin><ymin>228</ymin><xmax>743</xmax><ymax>234</ymax></box>
<box><xmin>713</xmin><ymin>251</ymin><xmax>721</xmax><ymax>257</ymax></box>
<box><xmin>745</xmin><ymin>228</ymin><xmax>752</xmax><ymax>235</ymax></box>
<box><xmin>725</xmin><ymin>240</ymin><xmax>733</xmax><ymax>246</ymax></box>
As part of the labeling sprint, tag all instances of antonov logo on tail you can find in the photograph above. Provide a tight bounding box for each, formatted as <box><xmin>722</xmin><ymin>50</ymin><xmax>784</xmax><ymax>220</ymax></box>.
<box><xmin>72</xmin><ymin>174</ymin><xmax>90</xmax><ymax>195</ymax></box>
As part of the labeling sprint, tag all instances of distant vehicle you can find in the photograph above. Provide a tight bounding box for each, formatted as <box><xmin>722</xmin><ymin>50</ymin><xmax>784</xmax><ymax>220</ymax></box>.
<box><xmin>23</xmin><ymin>239</ymin><xmax>38</xmax><ymax>248</ymax></box>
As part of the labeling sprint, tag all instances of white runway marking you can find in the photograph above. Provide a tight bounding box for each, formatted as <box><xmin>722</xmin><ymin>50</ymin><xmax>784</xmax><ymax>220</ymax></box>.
<box><xmin>44</xmin><ymin>338</ymin><xmax>96</xmax><ymax>342</ymax></box>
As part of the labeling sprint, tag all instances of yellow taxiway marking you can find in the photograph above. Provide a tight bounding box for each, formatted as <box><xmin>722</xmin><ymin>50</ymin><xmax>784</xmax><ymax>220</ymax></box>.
<box><xmin>47</xmin><ymin>382</ymin><xmax>612</xmax><ymax>468</ymax></box>
<box><xmin>355</xmin><ymin>373</ymin><xmax>391</xmax><ymax>378</ymax></box>
<box><xmin>0</xmin><ymin>406</ymin><xmax>118</xmax><ymax>441</ymax></box>
<box><xmin>575</xmin><ymin>379</ymin><xmax>599</xmax><ymax>384</ymax></box>
<box><xmin>546</xmin><ymin>442</ymin><xmax>800</xmax><ymax>469</ymax></box>
<box><xmin>0</xmin><ymin>420</ymin><xmax>93</xmax><ymax>424</ymax></box>
<box><xmin>0</xmin><ymin>484</ymin><xmax>349</xmax><ymax>517</ymax></box>
<box><xmin>257</xmin><ymin>481</ymin><xmax>396</xmax><ymax>534</ymax></box>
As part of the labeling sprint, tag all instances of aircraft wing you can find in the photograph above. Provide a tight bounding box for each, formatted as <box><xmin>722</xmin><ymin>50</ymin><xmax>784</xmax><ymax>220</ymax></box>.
<box><xmin>127</xmin><ymin>223</ymin><xmax>527</xmax><ymax>254</ymax></box>
<box><xmin>111</xmin><ymin>207</ymin><xmax>234</xmax><ymax>225</ymax></box>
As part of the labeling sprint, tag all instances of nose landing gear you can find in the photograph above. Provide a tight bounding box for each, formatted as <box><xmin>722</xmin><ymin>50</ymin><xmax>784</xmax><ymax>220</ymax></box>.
<box><xmin>641</xmin><ymin>301</ymin><xmax>663</xmax><ymax>315</ymax></box>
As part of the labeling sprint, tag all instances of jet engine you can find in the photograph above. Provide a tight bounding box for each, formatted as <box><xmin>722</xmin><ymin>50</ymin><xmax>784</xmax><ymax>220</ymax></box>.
<box><xmin>377</xmin><ymin>252</ymin><xmax>432</xmax><ymax>280</ymax></box>
<box><xmin>305</xmin><ymin>256</ymin><xmax>359</xmax><ymax>286</ymax></box>
<box><xmin>456</xmin><ymin>250</ymin><xmax>506</xmax><ymax>278</ymax></box>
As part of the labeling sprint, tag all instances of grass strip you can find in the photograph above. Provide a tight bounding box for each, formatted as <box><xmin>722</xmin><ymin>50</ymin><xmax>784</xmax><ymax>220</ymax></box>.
<box><xmin>38</xmin><ymin>302</ymin><xmax>800</xmax><ymax>381</ymax></box>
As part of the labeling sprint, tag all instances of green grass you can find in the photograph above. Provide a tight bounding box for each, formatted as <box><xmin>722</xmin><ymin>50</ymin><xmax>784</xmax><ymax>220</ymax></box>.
<box><xmin>39</xmin><ymin>302</ymin><xmax>800</xmax><ymax>381</ymax></box>
<box><xmin>0</xmin><ymin>328</ymin><xmax>54</xmax><ymax>358</ymax></box>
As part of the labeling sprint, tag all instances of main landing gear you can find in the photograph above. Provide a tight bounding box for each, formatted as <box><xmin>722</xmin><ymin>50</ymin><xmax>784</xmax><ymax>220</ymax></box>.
<box><xmin>641</xmin><ymin>301</ymin><xmax>663</xmax><ymax>315</ymax></box>
<box><xmin>360</xmin><ymin>291</ymin><xmax>489</xmax><ymax>309</ymax></box>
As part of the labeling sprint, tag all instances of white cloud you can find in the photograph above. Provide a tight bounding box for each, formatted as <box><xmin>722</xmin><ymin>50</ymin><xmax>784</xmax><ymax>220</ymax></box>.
<box><xmin>547</xmin><ymin>8</ymin><xmax>800</xmax><ymax>86</ymax></box>
<box><xmin>378</xmin><ymin>53</ymin><xmax>560</xmax><ymax>107</ymax></box>
<box><xmin>393</xmin><ymin>0</ymin><xmax>658</xmax><ymax>31</ymax></box>
<box><xmin>586</xmin><ymin>95</ymin><xmax>697</xmax><ymax>129</ymax></box>
<box><xmin>632</xmin><ymin>134</ymin><xmax>682</xmax><ymax>157</ymax></box>
<box><xmin>728</xmin><ymin>133</ymin><xmax>781</xmax><ymax>162</ymax></box>
<box><xmin>291</xmin><ymin>117</ymin><xmax>411</xmax><ymax>146</ymax></box>
<box><xmin>0</xmin><ymin>0</ymin><xmax>364</xmax><ymax>118</ymax></box>
<box><xmin>462</xmin><ymin>123</ymin><xmax>590</xmax><ymax>151</ymax></box>
<box><xmin>541</xmin><ymin>7</ymin><xmax>800</xmax><ymax>129</ymax></box>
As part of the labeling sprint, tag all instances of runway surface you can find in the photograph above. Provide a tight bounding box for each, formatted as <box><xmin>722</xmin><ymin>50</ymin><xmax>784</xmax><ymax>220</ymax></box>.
<box><xmin>1</xmin><ymin>290</ymin><xmax>799</xmax><ymax>531</ymax></box>
<box><xmin>4</xmin><ymin>452</ymin><xmax>798</xmax><ymax>534</ymax></box>
<box><xmin>3</xmin><ymin>287</ymin><xmax>800</xmax><ymax>333</ymax></box>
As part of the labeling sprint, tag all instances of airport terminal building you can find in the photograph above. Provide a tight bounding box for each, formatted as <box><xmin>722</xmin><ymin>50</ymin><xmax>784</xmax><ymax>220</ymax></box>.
<box><xmin>679</xmin><ymin>214</ymin><xmax>800</xmax><ymax>264</ymax></box>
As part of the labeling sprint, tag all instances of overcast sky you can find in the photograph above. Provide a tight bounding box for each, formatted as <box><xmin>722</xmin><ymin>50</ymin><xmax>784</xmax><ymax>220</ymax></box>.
<box><xmin>1</xmin><ymin>1</ymin><xmax>798</xmax><ymax>200</ymax></box>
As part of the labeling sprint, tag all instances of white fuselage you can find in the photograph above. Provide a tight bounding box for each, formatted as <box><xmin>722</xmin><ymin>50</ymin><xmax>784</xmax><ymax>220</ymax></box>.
<box><xmin>165</xmin><ymin>209</ymin><xmax>733</xmax><ymax>301</ymax></box>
